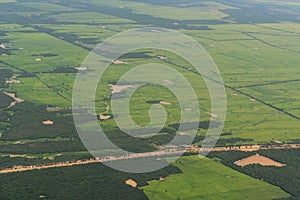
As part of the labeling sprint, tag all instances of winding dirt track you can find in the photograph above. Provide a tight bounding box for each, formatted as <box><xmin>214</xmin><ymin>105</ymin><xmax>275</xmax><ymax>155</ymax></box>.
<box><xmin>0</xmin><ymin>144</ymin><xmax>299</xmax><ymax>174</ymax></box>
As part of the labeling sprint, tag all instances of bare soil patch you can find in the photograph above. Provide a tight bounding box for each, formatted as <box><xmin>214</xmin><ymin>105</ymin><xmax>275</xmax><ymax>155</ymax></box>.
<box><xmin>75</xmin><ymin>66</ymin><xmax>88</xmax><ymax>71</ymax></box>
<box><xmin>0</xmin><ymin>43</ymin><xmax>6</xmax><ymax>49</ymax></box>
<box><xmin>3</xmin><ymin>92</ymin><xmax>24</xmax><ymax>108</ymax></box>
<box><xmin>5</xmin><ymin>80</ymin><xmax>20</xmax><ymax>84</ymax></box>
<box><xmin>3</xmin><ymin>92</ymin><xmax>24</xmax><ymax>103</ymax></box>
<box><xmin>112</xmin><ymin>59</ymin><xmax>128</xmax><ymax>65</ymax></box>
<box><xmin>160</xmin><ymin>101</ymin><xmax>172</xmax><ymax>105</ymax></box>
<box><xmin>125</xmin><ymin>179</ymin><xmax>137</xmax><ymax>188</ymax></box>
<box><xmin>99</xmin><ymin>114</ymin><xmax>111</xmax><ymax>120</ymax></box>
<box><xmin>234</xmin><ymin>154</ymin><xmax>286</xmax><ymax>167</ymax></box>
<box><xmin>42</xmin><ymin>120</ymin><xmax>54</xmax><ymax>125</ymax></box>
<box><xmin>108</xmin><ymin>84</ymin><xmax>135</xmax><ymax>94</ymax></box>
<box><xmin>157</xmin><ymin>55</ymin><xmax>168</xmax><ymax>60</ymax></box>
<box><xmin>162</xmin><ymin>80</ymin><xmax>173</xmax><ymax>84</ymax></box>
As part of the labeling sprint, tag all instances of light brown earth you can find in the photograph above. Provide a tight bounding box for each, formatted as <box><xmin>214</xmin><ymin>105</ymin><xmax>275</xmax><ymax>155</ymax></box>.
<box><xmin>206</xmin><ymin>112</ymin><xmax>218</xmax><ymax>118</ymax></box>
<box><xmin>3</xmin><ymin>92</ymin><xmax>24</xmax><ymax>108</ymax></box>
<box><xmin>157</xmin><ymin>55</ymin><xmax>168</xmax><ymax>60</ymax></box>
<box><xmin>0</xmin><ymin>43</ymin><xmax>6</xmax><ymax>49</ymax></box>
<box><xmin>234</xmin><ymin>154</ymin><xmax>286</xmax><ymax>167</ymax></box>
<box><xmin>5</xmin><ymin>80</ymin><xmax>20</xmax><ymax>84</ymax></box>
<box><xmin>75</xmin><ymin>66</ymin><xmax>88</xmax><ymax>71</ymax></box>
<box><xmin>42</xmin><ymin>120</ymin><xmax>54</xmax><ymax>125</ymax></box>
<box><xmin>125</xmin><ymin>179</ymin><xmax>138</xmax><ymax>188</ymax></box>
<box><xmin>108</xmin><ymin>84</ymin><xmax>135</xmax><ymax>94</ymax></box>
<box><xmin>112</xmin><ymin>59</ymin><xmax>128</xmax><ymax>65</ymax></box>
<box><xmin>99</xmin><ymin>114</ymin><xmax>111</xmax><ymax>120</ymax></box>
<box><xmin>162</xmin><ymin>80</ymin><xmax>173</xmax><ymax>84</ymax></box>
<box><xmin>160</xmin><ymin>101</ymin><xmax>172</xmax><ymax>105</ymax></box>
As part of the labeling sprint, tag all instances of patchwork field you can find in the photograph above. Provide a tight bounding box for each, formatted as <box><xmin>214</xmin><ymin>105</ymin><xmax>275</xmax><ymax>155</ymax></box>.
<box><xmin>0</xmin><ymin>0</ymin><xmax>299</xmax><ymax>199</ymax></box>
<box><xmin>142</xmin><ymin>155</ymin><xmax>290</xmax><ymax>200</ymax></box>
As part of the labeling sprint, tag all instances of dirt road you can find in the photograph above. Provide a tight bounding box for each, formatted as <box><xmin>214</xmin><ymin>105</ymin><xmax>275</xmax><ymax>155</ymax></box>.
<box><xmin>0</xmin><ymin>144</ymin><xmax>299</xmax><ymax>174</ymax></box>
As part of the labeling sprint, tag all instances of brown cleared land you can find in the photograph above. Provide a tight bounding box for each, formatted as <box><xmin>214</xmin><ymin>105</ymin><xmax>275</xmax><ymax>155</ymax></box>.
<box><xmin>234</xmin><ymin>154</ymin><xmax>286</xmax><ymax>167</ymax></box>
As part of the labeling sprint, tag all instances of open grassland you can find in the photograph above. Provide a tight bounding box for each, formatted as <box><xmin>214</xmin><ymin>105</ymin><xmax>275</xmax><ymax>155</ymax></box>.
<box><xmin>0</xmin><ymin>0</ymin><xmax>300</xmax><ymax>199</ymax></box>
<box><xmin>142</xmin><ymin>155</ymin><xmax>290</xmax><ymax>200</ymax></box>
<box><xmin>91</xmin><ymin>0</ymin><xmax>229</xmax><ymax>20</ymax></box>
<box><xmin>7</xmin><ymin>76</ymin><xmax>71</xmax><ymax>107</ymax></box>
<box><xmin>0</xmin><ymin>28</ymin><xmax>87</xmax><ymax>72</ymax></box>
<box><xmin>240</xmin><ymin>82</ymin><xmax>300</xmax><ymax>117</ymax></box>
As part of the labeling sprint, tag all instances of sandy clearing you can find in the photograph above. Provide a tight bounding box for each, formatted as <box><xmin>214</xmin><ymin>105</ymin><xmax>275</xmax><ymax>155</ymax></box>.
<box><xmin>206</xmin><ymin>112</ymin><xmax>218</xmax><ymax>118</ymax></box>
<box><xmin>99</xmin><ymin>114</ymin><xmax>111</xmax><ymax>120</ymax></box>
<box><xmin>157</xmin><ymin>55</ymin><xmax>168</xmax><ymax>60</ymax></box>
<box><xmin>75</xmin><ymin>66</ymin><xmax>88</xmax><ymax>71</ymax></box>
<box><xmin>160</xmin><ymin>101</ymin><xmax>172</xmax><ymax>105</ymax></box>
<box><xmin>5</xmin><ymin>80</ymin><xmax>20</xmax><ymax>84</ymax></box>
<box><xmin>0</xmin><ymin>44</ymin><xmax>6</xmax><ymax>49</ymax></box>
<box><xmin>42</xmin><ymin>120</ymin><xmax>54</xmax><ymax>125</ymax></box>
<box><xmin>3</xmin><ymin>92</ymin><xmax>24</xmax><ymax>109</ymax></box>
<box><xmin>162</xmin><ymin>80</ymin><xmax>173</xmax><ymax>84</ymax></box>
<box><xmin>112</xmin><ymin>60</ymin><xmax>128</xmax><ymax>65</ymax></box>
<box><xmin>9</xmin><ymin>154</ymin><xmax>36</xmax><ymax>159</ymax></box>
<box><xmin>97</xmin><ymin>25</ymin><xmax>106</xmax><ymax>29</ymax></box>
<box><xmin>108</xmin><ymin>84</ymin><xmax>135</xmax><ymax>94</ymax></box>
<box><xmin>234</xmin><ymin>154</ymin><xmax>286</xmax><ymax>167</ymax></box>
<box><xmin>125</xmin><ymin>179</ymin><xmax>137</xmax><ymax>188</ymax></box>
<box><xmin>12</xmin><ymin>141</ymin><xmax>24</xmax><ymax>145</ymax></box>
<box><xmin>3</xmin><ymin>92</ymin><xmax>24</xmax><ymax>103</ymax></box>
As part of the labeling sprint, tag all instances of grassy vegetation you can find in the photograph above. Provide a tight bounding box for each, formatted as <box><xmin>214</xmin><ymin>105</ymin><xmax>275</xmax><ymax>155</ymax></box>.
<box><xmin>0</xmin><ymin>0</ymin><xmax>299</xmax><ymax>199</ymax></box>
<box><xmin>208</xmin><ymin>149</ymin><xmax>300</xmax><ymax>199</ymax></box>
<box><xmin>142</xmin><ymin>155</ymin><xmax>290</xmax><ymax>200</ymax></box>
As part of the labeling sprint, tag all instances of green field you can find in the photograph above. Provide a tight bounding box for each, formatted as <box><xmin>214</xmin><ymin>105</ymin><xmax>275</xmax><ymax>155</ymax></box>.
<box><xmin>142</xmin><ymin>155</ymin><xmax>290</xmax><ymax>200</ymax></box>
<box><xmin>0</xmin><ymin>0</ymin><xmax>300</xmax><ymax>199</ymax></box>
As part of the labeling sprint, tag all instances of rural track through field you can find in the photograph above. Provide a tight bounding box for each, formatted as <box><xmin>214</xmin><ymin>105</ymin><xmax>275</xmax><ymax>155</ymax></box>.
<box><xmin>23</xmin><ymin>24</ymin><xmax>300</xmax><ymax>120</ymax></box>
<box><xmin>234</xmin><ymin>78</ymin><xmax>300</xmax><ymax>88</ymax></box>
<box><xmin>162</xmin><ymin>60</ymin><xmax>300</xmax><ymax>121</ymax></box>
<box><xmin>241</xmin><ymin>32</ymin><xmax>300</xmax><ymax>55</ymax></box>
<box><xmin>0</xmin><ymin>61</ymin><xmax>71</xmax><ymax>105</ymax></box>
<box><xmin>0</xmin><ymin>143</ymin><xmax>299</xmax><ymax>174</ymax></box>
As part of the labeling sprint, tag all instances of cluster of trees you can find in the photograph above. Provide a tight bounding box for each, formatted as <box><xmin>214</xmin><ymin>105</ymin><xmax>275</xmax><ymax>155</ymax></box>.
<box><xmin>0</xmin><ymin>160</ymin><xmax>181</xmax><ymax>200</ymax></box>
<box><xmin>0</xmin><ymin>93</ymin><xmax>14</xmax><ymax>108</ymax></box>
<box><xmin>0</xmin><ymin>140</ymin><xmax>87</xmax><ymax>154</ymax></box>
<box><xmin>0</xmin><ymin>69</ymin><xmax>12</xmax><ymax>88</ymax></box>
<box><xmin>3</xmin><ymin>102</ymin><xmax>78</xmax><ymax>140</ymax></box>
<box><xmin>0</xmin><ymin>153</ymin><xmax>93</xmax><ymax>170</ymax></box>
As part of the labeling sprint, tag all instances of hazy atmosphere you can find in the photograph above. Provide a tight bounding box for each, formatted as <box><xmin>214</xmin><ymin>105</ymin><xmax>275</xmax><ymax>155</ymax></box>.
<box><xmin>0</xmin><ymin>0</ymin><xmax>299</xmax><ymax>199</ymax></box>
